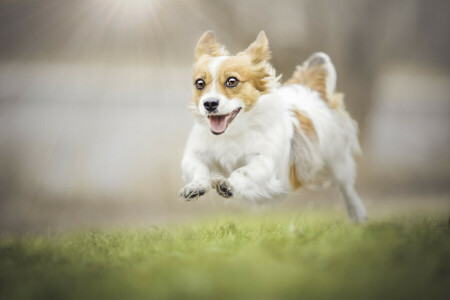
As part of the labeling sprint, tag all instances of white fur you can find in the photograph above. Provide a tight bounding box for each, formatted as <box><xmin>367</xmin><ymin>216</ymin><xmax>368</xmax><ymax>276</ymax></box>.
<box><xmin>181</xmin><ymin>53</ymin><xmax>367</xmax><ymax>223</ymax></box>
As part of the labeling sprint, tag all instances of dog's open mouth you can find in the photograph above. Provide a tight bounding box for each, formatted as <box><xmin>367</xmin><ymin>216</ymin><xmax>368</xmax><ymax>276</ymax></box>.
<box><xmin>208</xmin><ymin>108</ymin><xmax>241</xmax><ymax>135</ymax></box>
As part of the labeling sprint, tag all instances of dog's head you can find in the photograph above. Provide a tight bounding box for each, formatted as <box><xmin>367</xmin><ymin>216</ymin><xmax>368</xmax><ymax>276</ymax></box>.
<box><xmin>191</xmin><ymin>31</ymin><xmax>279</xmax><ymax>135</ymax></box>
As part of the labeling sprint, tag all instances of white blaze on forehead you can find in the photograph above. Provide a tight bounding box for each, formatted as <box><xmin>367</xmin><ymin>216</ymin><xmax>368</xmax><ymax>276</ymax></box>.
<box><xmin>207</xmin><ymin>56</ymin><xmax>228</xmax><ymax>92</ymax></box>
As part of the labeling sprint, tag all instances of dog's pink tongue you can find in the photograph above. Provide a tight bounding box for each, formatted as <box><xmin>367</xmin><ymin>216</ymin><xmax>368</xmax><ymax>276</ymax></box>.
<box><xmin>209</xmin><ymin>115</ymin><xmax>227</xmax><ymax>133</ymax></box>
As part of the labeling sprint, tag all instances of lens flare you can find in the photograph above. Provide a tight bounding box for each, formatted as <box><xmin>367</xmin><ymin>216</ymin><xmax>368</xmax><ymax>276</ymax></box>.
<box><xmin>93</xmin><ymin>0</ymin><xmax>163</xmax><ymax>28</ymax></box>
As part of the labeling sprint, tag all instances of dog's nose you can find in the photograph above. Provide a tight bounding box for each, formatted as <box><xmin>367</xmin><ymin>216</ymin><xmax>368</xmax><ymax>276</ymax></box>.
<box><xmin>203</xmin><ymin>98</ymin><xmax>219</xmax><ymax>112</ymax></box>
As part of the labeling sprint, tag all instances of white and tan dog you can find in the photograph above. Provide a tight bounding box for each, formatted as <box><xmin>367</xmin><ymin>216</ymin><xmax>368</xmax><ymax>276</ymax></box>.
<box><xmin>180</xmin><ymin>31</ymin><xmax>367</xmax><ymax>222</ymax></box>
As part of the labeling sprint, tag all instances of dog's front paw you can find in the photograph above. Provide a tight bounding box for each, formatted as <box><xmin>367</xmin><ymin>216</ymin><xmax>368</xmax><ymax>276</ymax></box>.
<box><xmin>179</xmin><ymin>182</ymin><xmax>208</xmax><ymax>201</ymax></box>
<box><xmin>211</xmin><ymin>176</ymin><xmax>234</xmax><ymax>198</ymax></box>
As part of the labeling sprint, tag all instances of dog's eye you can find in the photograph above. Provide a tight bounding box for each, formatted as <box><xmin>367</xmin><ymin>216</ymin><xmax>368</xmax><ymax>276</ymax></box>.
<box><xmin>225</xmin><ymin>77</ymin><xmax>239</xmax><ymax>87</ymax></box>
<box><xmin>195</xmin><ymin>78</ymin><xmax>205</xmax><ymax>90</ymax></box>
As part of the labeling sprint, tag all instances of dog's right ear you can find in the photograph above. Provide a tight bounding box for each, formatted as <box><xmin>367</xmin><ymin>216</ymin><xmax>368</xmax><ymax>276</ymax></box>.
<box><xmin>195</xmin><ymin>31</ymin><xmax>228</xmax><ymax>61</ymax></box>
<box><xmin>240</xmin><ymin>31</ymin><xmax>271</xmax><ymax>65</ymax></box>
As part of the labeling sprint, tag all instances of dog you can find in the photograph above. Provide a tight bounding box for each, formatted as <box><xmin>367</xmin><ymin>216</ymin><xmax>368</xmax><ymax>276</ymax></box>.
<box><xmin>179</xmin><ymin>31</ymin><xmax>367</xmax><ymax>223</ymax></box>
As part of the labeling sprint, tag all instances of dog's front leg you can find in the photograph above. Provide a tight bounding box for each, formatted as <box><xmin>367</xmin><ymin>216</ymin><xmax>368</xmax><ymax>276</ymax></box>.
<box><xmin>179</xmin><ymin>153</ymin><xmax>211</xmax><ymax>201</ymax></box>
<box><xmin>212</xmin><ymin>155</ymin><xmax>283</xmax><ymax>202</ymax></box>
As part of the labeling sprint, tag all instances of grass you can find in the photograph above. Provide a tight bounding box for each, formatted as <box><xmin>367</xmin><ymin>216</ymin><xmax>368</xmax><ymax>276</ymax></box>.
<box><xmin>0</xmin><ymin>213</ymin><xmax>449</xmax><ymax>300</ymax></box>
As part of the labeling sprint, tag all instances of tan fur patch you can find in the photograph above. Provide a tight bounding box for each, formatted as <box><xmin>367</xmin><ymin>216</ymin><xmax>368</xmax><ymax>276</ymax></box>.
<box><xmin>289</xmin><ymin>163</ymin><xmax>303</xmax><ymax>190</ymax></box>
<box><xmin>289</xmin><ymin>111</ymin><xmax>317</xmax><ymax>189</ymax></box>
<box><xmin>329</xmin><ymin>92</ymin><xmax>345</xmax><ymax>110</ymax></box>
<box><xmin>294</xmin><ymin>110</ymin><xmax>317</xmax><ymax>139</ymax></box>
<box><xmin>195</xmin><ymin>31</ymin><xmax>228</xmax><ymax>61</ymax></box>
<box><xmin>216</xmin><ymin>56</ymin><xmax>272</xmax><ymax>110</ymax></box>
<box><xmin>285</xmin><ymin>65</ymin><xmax>343</xmax><ymax>110</ymax></box>
<box><xmin>239</xmin><ymin>31</ymin><xmax>271</xmax><ymax>65</ymax></box>
<box><xmin>191</xmin><ymin>56</ymin><xmax>213</xmax><ymax>106</ymax></box>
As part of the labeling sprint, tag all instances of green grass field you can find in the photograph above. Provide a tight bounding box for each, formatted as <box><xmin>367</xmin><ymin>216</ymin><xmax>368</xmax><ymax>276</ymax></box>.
<box><xmin>0</xmin><ymin>213</ymin><xmax>449</xmax><ymax>300</ymax></box>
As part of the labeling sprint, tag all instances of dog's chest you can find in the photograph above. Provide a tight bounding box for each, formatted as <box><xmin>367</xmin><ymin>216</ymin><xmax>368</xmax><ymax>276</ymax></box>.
<box><xmin>205</xmin><ymin>138</ymin><xmax>252</xmax><ymax>176</ymax></box>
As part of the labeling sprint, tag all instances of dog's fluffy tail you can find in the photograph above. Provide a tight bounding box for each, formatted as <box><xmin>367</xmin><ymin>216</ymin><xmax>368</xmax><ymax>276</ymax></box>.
<box><xmin>285</xmin><ymin>52</ymin><xmax>344</xmax><ymax>110</ymax></box>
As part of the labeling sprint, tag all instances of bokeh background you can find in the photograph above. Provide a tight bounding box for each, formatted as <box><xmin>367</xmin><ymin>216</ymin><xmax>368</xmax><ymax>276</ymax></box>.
<box><xmin>0</xmin><ymin>0</ymin><xmax>449</xmax><ymax>234</ymax></box>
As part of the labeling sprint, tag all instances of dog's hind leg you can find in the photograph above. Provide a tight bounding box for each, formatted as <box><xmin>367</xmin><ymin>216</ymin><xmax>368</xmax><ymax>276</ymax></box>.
<box><xmin>327</xmin><ymin>154</ymin><xmax>367</xmax><ymax>223</ymax></box>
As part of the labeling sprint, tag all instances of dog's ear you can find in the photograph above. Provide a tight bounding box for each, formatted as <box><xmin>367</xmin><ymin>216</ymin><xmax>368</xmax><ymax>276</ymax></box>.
<box><xmin>195</xmin><ymin>31</ymin><xmax>228</xmax><ymax>61</ymax></box>
<box><xmin>240</xmin><ymin>31</ymin><xmax>271</xmax><ymax>64</ymax></box>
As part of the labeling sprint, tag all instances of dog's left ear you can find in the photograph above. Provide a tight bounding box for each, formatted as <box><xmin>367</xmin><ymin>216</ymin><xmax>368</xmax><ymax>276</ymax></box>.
<box><xmin>195</xmin><ymin>31</ymin><xmax>228</xmax><ymax>61</ymax></box>
<box><xmin>240</xmin><ymin>31</ymin><xmax>271</xmax><ymax>64</ymax></box>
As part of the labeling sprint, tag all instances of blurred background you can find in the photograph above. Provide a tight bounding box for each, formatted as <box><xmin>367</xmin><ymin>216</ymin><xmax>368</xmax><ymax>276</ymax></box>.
<box><xmin>0</xmin><ymin>0</ymin><xmax>449</xmax><ymax>234</ymax></box>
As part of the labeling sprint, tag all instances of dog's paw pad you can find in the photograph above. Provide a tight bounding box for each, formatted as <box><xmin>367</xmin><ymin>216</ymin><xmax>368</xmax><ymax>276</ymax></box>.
<box><xmin>211</xmin><ymin>177</ymin><xmax>234</xmax><ymax>198</ymax></box>
<box><xmin>179</xmin><ymin>184</ymin><xmax>207</xmax><ymax>201</ymax></box>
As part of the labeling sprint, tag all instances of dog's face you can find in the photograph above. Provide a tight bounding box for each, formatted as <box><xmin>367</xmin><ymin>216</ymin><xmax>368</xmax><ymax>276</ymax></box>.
<box><xmin>191</xmin><ymin>31</ymin><xmax>278</xmax><ymax>135</ymax></box>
